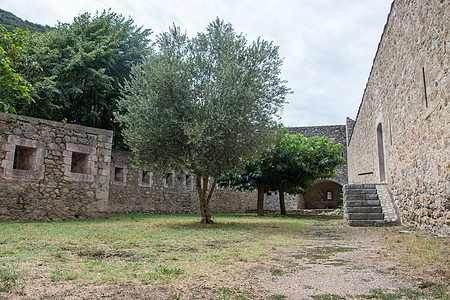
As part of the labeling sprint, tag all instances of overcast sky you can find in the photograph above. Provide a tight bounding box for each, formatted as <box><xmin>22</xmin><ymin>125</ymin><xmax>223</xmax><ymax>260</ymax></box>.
<box><xmin>2</xmin><ymin>0</ymin><xmax>393</xmax><ymax>127</ymax></box>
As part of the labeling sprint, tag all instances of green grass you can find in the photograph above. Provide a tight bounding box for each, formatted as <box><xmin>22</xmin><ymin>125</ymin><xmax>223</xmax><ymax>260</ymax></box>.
<box><xmin>0</xmin><ymin>213</ymin><xmax>341</xmax><ymax>297</ymax></box>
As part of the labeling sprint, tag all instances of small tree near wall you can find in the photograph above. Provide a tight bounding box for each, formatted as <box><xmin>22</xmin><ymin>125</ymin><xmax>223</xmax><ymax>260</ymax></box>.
<box><xmin>223</xmin><ymin>133</ymin><xmax>345</xmax><ymax>215</ymax></box>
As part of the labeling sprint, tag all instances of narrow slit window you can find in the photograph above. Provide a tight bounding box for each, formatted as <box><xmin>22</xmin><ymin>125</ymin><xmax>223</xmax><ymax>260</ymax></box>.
<box><xmin>71</xmin><ymin>152</ymin><xmax>89</xmax><ymax>174</ymax></box>
<box><xmin>13</xmin><ymin>146</ymin><xmax>37</xmax><ymax>170</ymax></box>
<box><xmin>422</xmin><ymin>67</ymin><xmax>428</xmax><ymax>108</ymax></box>
<box><xmin>326</xmin><ymin>192</ymin><xmax>333</xmax><ymax>200</ymax></box>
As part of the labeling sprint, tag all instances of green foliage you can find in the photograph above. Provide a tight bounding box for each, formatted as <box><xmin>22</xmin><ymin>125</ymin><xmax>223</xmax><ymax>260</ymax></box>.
<box><xmin>224</xmin><ymin>132</ymin><xmax>345</xmax><ymax>195</ymax></box>
<box><xmin>0</xmin><ymin>25</ymin><xmax>35</xmax><ymax>113</ymax></box>
<box><xmin>118</xmin><ymin>19</ymin><xmax>288</xmax><ymax>176</ymax></box>
<box><xmin>12</xmin><ymin>10</ymin><xmax>151</xmax><ymax>148</ymax></box>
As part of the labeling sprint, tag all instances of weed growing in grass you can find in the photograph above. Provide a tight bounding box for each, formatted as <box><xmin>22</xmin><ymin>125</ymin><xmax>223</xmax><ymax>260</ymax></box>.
<box><xmin>0</xmin><ymin>265</ymin><xmax>18</xmax><ymax>292</ymax></box>
<box><xmin>156</xmin><ymin>266</ymin><xmax>184</xmax><ymax>276</ymax></box>
<box><xmin>50</xmin><ymin>269</ymin><xmax>79</xmax><ymax>282</ymax></box>
<box><xmin>268</xmin><ymin>294</ymin><xmax>286</xmax><ymax>299</ymax></box>
<box><xmin>270</xmin><ymin>268</ymin><xmax>284</xmax><ymax>276</ymax></box>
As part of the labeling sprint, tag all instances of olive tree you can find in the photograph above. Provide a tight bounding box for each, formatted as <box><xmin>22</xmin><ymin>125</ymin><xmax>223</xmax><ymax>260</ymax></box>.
<box><xmin>116</xmin><ymin>19</ymin><xmax>290</xmax><ymax>223</ymax></box>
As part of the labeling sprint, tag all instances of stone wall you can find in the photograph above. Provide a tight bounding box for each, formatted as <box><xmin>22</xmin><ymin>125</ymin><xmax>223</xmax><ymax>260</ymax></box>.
<box><xmin>108</xmin><ymin>150</ymin><xmax>258</xmax><ymax>214</ymax></box>
<box><xmin>347</xmin><ymin>0</ymin><xmax>449</xmax><ymax>235</ymax></box>
<box><xmin>0</xmin><ymin>113</ymin><xmax>113</xmax><ymax>221</ymax></box>
<box><xmin>0</xmin><ymin>113</ymin><xmax>350</xmax><ymax>220</ymax></box>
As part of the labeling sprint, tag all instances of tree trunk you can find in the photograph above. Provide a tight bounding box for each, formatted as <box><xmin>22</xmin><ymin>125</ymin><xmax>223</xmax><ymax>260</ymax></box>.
<box><xmin>257</xmin><ymin>183</ymin><xmax>265</xmax><ymax>216</ymax></box>
<box><xmin>279</xmin><ymin>189</ymin><xmax>286</xmax><ymax>215</ymax></box>
<box><xmin>196</xmin><ymin>174</ymin><xmax>216</xmax><ymax>224</ymax></box>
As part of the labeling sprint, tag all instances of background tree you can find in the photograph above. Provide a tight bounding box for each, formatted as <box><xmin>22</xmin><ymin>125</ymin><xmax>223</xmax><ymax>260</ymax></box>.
<box><xmin>0</xmin><ymin>9</ymin><xmax>51</xmax><ymax>33</ymax></box>
<box><xmin>0</xmin><ymin>25</ymin><xmax>34</xmax><ymax>113</ymax></box>
<box><xmin>12</xmin><ymin>10</ymin><xmax>151</xmax><ymax>148</ymax></box>
<box><xmin>117</xmin><ymin>19</ymin><xmax>290</xmax><ymax>224</ymax></box>
<box><xmin>224</xmin><ymin>133</ymin><xmax>345</xmax><ymax>215</ymax></box>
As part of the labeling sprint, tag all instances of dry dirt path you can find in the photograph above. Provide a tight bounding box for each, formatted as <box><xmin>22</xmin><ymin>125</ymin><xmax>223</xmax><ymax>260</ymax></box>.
<box><xmin>255</xmin><ymin>224</ymin><xmax>447</xmax><ymax>299</ymax></box>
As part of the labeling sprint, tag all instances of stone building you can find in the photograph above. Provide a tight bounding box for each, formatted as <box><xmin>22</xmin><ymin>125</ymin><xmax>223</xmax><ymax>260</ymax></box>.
<box><xmin>346</xmin><ymin>0</ymin><xmax>448</xmax><ymax>235</ymax></box>
<box><xmin>0</xmin><ymin>112</ymin><xmax>112</xmax><ymax>221</ymax></box>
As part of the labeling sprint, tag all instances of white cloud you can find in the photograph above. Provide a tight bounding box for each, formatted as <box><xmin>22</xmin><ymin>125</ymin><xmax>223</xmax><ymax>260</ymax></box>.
<box><xmin>1</xmin><ymin>0</ymin><xmax>393</xmax><ymax>126</ymax></box>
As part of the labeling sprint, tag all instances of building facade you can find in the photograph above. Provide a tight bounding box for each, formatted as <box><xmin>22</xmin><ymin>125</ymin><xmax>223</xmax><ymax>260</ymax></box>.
<box><xmin>347</xmin><ymin>0</ymin><xmax>449</xmax><ymax>235</ymax></box>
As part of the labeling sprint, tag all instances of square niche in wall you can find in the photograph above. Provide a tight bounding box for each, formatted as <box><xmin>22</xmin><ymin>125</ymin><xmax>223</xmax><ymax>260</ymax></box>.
<box><xmin>110</xmin><ymin>162</ymin><xmax>127</xmax><ymax>186</ymax></box>
<box><xmin>138</xmin><ymin>170</ymin><xmax>153</xmax><ymax>187</ymax></box>
<box><xmin>63</xmin><ymin>143</ymin><xmax>96</xmax><ymax>182</ymax></box>
<box><xmin>1</xmin><ymin>135</ymin><xmax>46</xmax><ymax>181</ymax></box>
<box><xmin>13</xmin><ymin>146</ymin><xmax>37</xmax><ymax>170</ymax></box>
<box><xmin>71</xmin><ymin>152</ymin><xmax>89</xmax><ymax>174</ymax></box>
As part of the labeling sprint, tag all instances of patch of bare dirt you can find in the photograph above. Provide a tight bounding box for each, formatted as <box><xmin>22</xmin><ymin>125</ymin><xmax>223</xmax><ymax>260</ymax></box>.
<box><xmin>255</xmin><ymin>225</ymin><xmax>446</xmax><ymax>299</ymax></box>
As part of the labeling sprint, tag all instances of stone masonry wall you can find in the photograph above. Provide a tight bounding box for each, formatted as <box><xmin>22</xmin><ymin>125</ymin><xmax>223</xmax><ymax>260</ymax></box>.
<box><xmin>0</xmin><ymin>113</ymin><xmax>113</xmax><ymax>221</ymax></box>
<box><xmin>108</xmin><ymin>150</ymin><xmax>257</xmax><ymax>214</ymax></box>
<box><xmin>347</xmin><ymin>0</ymin><xmax>449</xmax><ymax>235</ymax></box>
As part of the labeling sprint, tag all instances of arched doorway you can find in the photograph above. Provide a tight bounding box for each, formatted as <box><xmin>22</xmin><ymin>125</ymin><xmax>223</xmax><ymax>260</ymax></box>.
<box><xmin>377</xmin><ymin>123</ymin><xmax>386</xmax><ymax>182</ymax></box>
<box><xmin>299</xmin><ymin>180</ymin><xmax>343</xmax><ymax>209</ymax></box>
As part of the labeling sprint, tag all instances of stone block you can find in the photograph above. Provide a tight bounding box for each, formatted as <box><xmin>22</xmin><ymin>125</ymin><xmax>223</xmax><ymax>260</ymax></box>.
<box><xmin>96</xmin><ymin>190</ymin><xmax>109</xmax><ymax>200</ymax></box>
<box><xmin>365</xmin><ymin>194</ymin><xmax>379</xmax><ymax>200</ymax></box>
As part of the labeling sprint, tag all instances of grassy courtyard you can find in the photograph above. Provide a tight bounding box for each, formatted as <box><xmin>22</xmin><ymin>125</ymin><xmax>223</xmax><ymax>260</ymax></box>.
<box><xmin>0</xmin><ymin>214</ymin><xmax>448</xmax><ymax>299</ymax></box>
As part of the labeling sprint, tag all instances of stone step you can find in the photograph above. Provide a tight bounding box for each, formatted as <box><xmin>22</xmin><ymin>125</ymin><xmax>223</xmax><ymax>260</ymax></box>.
<box><xmin>346</xmin><ymin>213</ymin><xmax>385</xmax><ymax>220</ymax></box>
<box><xmin>344</xmin><ymin>184</ymin><xmax>377</xmax><ymax>190</ymax></box>
<box><xmin>345</xmin><ymin>193</ymin><xmax>379</xmax><ymax>201</ymax></box>
<box><xmin>343</xmin><ymin>189</ymin><xmax>377</xmax><ymax>195</ymax></box>
<box><xmin>345</xmin><ymin>206</ymin><xmax>383</xmax><ymax>214</ymax></box>
<box><xmin>345</xmin><ymin>200</ymin><xmax>381</xmax><ymax>207</ymax></box>
<box><xmin>347</xmin><ymin>220</ymin><xmax>386</xmax><ymax>227</ymax></box>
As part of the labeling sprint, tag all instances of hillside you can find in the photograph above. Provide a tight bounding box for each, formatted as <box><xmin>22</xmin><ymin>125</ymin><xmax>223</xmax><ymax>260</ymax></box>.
<box><xmin>0</xmin><ymin>8</ymin><xmax>51</xmax><ymax>32</ymax></box>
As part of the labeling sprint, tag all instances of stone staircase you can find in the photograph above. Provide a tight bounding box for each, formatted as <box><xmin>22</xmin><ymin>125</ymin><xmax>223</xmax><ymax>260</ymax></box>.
<box><xmin>344</xmin><ymin>183</ymin><xmax>399</xmax><ymax>227</ymax></box>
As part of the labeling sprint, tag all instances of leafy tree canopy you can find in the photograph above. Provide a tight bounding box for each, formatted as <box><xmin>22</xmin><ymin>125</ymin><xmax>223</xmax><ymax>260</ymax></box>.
<box><xmin>224</xmin><ymin>132</ymin><xmax>345</xmax><ymax>215</ymax></box>
<box><xmin>117</xmin><ymin>19</ymin><xmax>290</xmax><ymax>223</ymax></box>
<box><xmin>12</xmin><ymin>10</ymin><xmax>152</xmax><ymax>148</ymax></box>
